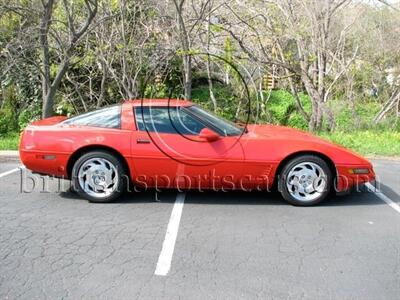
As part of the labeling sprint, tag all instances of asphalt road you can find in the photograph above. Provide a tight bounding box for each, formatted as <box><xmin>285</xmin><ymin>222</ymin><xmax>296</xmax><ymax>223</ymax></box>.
<box><xmin>0</xmin><ymin>158</ymin><xmax>399</xmax><ymax>299</ymax></box>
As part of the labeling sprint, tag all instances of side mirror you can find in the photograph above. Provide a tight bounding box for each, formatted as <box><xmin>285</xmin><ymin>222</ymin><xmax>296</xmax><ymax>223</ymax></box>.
<box><xmin>198</xmin><ymin>128</ymin><xmax>220</xmax><ymax>142</ymax></box>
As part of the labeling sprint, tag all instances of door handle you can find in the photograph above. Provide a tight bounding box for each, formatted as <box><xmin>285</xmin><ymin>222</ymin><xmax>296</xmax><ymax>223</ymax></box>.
<box><xmin>137</xmin><ymin>138</ymin><xmax>151</xmax><ymax>144</ymax></box>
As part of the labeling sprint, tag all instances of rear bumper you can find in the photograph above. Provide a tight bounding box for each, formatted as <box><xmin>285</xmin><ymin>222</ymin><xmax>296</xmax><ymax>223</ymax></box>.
<box><xmin>19</xmin><ymin>149</ymin><xmax>70</xmax><ymax>178</ymax></box>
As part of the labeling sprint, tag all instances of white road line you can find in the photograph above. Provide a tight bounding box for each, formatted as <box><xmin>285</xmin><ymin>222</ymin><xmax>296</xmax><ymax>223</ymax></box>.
<box><xmin>365</xmin><ymin>182</ymin><xmax>400</xmax><ymax>214</ymax></box>
<box><xmin>155</xmin><ymin>192</ymin><xmax>186</xmax><ymax>276</ymax></box>
<box><xmin>0</xmin><ymin>166</ymin><xmax>25</xmax><ymax>179</ymax></box>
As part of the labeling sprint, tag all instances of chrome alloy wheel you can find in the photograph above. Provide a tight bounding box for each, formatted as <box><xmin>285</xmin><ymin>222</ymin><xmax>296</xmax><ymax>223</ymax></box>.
<box><xmin>286</xmin><ymin>161</ymin><xmax>327</xmax><ymax>202</ymax></box>
<box><xmin>77</xmin><ymin>158</ymin><xmax>119</xmax><ymax>199</ymax></box>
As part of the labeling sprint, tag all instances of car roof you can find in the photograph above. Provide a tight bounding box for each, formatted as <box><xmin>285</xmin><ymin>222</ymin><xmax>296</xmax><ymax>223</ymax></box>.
<box><xmin>124</xmin><ymin>98</ymin><xmax>193</xmax><ymax>107</ymax></box>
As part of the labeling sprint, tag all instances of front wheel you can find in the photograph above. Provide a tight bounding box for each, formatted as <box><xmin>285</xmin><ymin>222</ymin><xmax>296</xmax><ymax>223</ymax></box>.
<box><xmin>72</xmin><ymin>151</ymin><xmax>127</xmax><ymax>203</ymax></box>
<box><xmin>278</xmin><ymin>155</ymin><xmax>333</xmax><ymax>206</ymax></box>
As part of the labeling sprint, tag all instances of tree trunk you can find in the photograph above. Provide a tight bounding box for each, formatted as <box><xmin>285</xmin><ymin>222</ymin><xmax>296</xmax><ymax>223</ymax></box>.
<box><xmin>173</xmin><ymin>0</ymin><xmax>192</xmax><ymax>100</ymax></box>
<box><xmin>39</xmin><ymin>0</ymin><xmax>55</xmax><ymax>118</ymax></box>
<box><xmin>299</xmin><ymin>63</ymin><xmax>323</xmax><ymax>131</ymax></box>
<box><xmin>205</xmin><ymin>4</ymin><xmax>217</xmax><ymax>111</ymax></box>
<box><xmin>183</xmin><ymin>55</ymin><xmax>192</xmax><ymax>100</ymax></box>
<box><xmin>43</xmin><ymin>59</ymin><xmax>70</xmax><ymax>117</ymax></box>
<box><xmin>374</xmin><ymin>90</ymin><xmax>400</xmax><ymax>123</ymax></box>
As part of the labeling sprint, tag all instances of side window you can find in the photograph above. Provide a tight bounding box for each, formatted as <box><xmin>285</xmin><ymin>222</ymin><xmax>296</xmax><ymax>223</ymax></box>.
<box><xmin>135</xmin><ymin>107</ymin><xmax>206</xmax><ymax>135</ymax></box>
<box><xmin>63</xmin><ymin>105</ymin><xmax>121</xmax><ymax>128</ymax></box>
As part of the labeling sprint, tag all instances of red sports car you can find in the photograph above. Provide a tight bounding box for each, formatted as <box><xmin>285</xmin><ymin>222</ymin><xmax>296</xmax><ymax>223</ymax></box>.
<box><xmin>19</xmin><ymin>99</ymin><xmax>375</xmax><ymax>205</ymax></box>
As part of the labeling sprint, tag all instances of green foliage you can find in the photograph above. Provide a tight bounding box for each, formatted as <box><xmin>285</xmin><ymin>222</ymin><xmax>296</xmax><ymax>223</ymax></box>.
<box><xmin>176</xmin><ymin>48</ymin><xmax>200</xmax><ymax>56</ymax></box>
<box><xmin>144</xmin><ymin>82</ymin><xmax>169</xmax><ymax>98</ymax></box>
<box><xmin>162</xmin><ymin>57</ymin><xmax>183</xmax><ymax>97</ymax></box>
<box><xmin>330</xmin><ymin>99</ymin><xmax>399</xmax><ymax>131</ymax></box>
<box><xmin>1</xmin><ymin>26</ymin><xmax>42</xmax><ymax>131</ymax></box>
<box><xmin>266</xmin><ymin>90</ymin><xmax>295</xmax><ymax>124</ymax></box>
<box><xmin>192</xmin><ymin>83</ymin><xmax>239</xmax><ymax>121</ymax></box>
<box><xmin>318</xmin><ymin>131</ymin><xmax>400</xmax><ymax>156</ymax></box>
<box><xmin>210</xmin><ymin>24</ymin><xmax>223</xmax><ymax>32</ymax></box>
<box><xmin>0</xmin><ymin>0</ymin><xmax>399</xmax><ymax>158</ymax></box>
<box><xmin>287</xmin><ymin>113</ymin><xmax>308</xmax><ymax>130</ymax></box>
<box><xmin>222</xmin><ymin>37</ymin><xmax>241</xmax><ymax>85</ymax></box>
<box><xmin>55</xmin><ymin>100</ymin><xmax>75</xmax><ymax>116</ymax></box>
<box><xmin>0</xmin><ymin>85</ymin><xmax>18</xmax><ymax>131</ymax></box>
<box><xmin>18</xmin><ymin>105</ymin><xmax>41</xmax><ymax>131</ymax></box>
<box><xmin>264</xmin><ymin>90</ymin><xmax>311</xmax><ymax>129</ymax></box>
<box><xmin>142</xmin><ymin>57</ymin><xmax>183</xmax><ymax>99</ymax></box>
<box><xmin>192</xmin><ymin>86</ymin><xmax>311</xmax><ymax>126</ymax></box>
<box><xmin>0</xmin><ymin>109</ymin><xmax>15</xmax><ymax>135</ymax></box>
<box><xmin>0</xmin><ymin>133</ymin><xmax>19</xmax><ymax>150</ymax></box>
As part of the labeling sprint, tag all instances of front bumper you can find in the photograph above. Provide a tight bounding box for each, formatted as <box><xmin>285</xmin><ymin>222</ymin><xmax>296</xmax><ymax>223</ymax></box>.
<box><xmin>335</xmin><ymin>164</ymin><xmax>375</xmax><ymax>192</ymax></box>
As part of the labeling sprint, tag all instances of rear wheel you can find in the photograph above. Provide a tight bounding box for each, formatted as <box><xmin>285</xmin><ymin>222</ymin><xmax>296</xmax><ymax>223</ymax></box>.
<box><xmin>72</xmin><ymin>151</ymin><xmax>127</xmax><ymax>203</ymax></box>
<box><xmin>278</xmin><ymin>155</ymin><xmax>333</xmax><ymax>206</ymax></box>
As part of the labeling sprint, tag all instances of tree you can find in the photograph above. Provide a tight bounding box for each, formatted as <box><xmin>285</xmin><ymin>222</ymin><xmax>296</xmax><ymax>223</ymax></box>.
<box><xmin>172</xmin><ymin>0</ymin><xmax>192</xmax><ymax>100</ymax></box>
<box><xmin>40</xmin><ymin>0</ymin><xmax>98</xmax><ymax>118</ymax></box>
<box><xmin>1</xmin><ymin>0</ymin><xmax>400</xmax><ymax>133</ymax></box>
<box><xmin>223</xmin><ymin>0</ymin><xmax>356</xmax><ymax>131</ymax></box>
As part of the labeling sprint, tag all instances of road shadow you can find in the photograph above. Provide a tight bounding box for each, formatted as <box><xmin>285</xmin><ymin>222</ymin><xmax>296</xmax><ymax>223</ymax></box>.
<box><xmin>378</xmin><ymin>182</ymin><xmax>400</xmax><ymax>203</ymax></box>
<box><xmin>59</xmin><ymin>185</ymin><xmax>387</xmax><ymax>207</ymax></box>
<box><xmin>183</xmin><ymin>189</ymin><xmax>386</xmax><ymax>207</ymax></box>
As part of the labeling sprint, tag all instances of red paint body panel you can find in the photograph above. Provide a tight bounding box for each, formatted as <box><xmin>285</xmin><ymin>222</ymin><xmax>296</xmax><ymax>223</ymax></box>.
<box><xmin>19</xmin><ymin>99</ymin><xmax>375</xmax><ymax>192</ymax></box>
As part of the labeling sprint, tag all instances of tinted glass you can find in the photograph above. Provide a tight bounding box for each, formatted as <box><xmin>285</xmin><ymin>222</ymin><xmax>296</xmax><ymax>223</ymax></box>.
<box><xmin>63</xmin><ymin>105</ymin><xmax>121</xmax><ymax>128</ymax></box>
<box><xmin>185</xmin><ymin>105</ymin><xmax>242</xmax><ymax>136</ymax></box>
<box><xmin>135</xmin><ymin>107</ymin><xmax>206</xmax><ymax>135</ymax></box>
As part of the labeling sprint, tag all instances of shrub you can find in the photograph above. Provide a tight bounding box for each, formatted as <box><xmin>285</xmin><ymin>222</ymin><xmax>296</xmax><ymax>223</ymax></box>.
<box><xmin>265</xmin><ymin>90</ymin><xmax>311</xmax><ymax>128</ymax></box>
<box><xmin>287</xmin><ymin>113</ymin><xmax>308</xmax><ymax>130</ymax></box>
<box><xmin>0</xmin><ymin>109</ymin><xmax>14</xmax><ymax>135</ymax></box>
<box><xmin>18</xmin><ymin>108</ymin><xmax>39</xmax><ymax>131</ymax></box>
<box><xmin>55</xmin><ymin>100</ymin><xmax>75</xmax><ymax>116</ymax></box>
<box><xmin>192</xmin><ymin>83</ymin><xmax>239</xmax><ymax>121</ymax></box>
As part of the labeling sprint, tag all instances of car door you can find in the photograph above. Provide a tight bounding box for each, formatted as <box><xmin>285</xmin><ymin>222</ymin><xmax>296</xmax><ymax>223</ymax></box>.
<box><xmin>178</xmin><ymin>105</ymin><xmax>245</xmax><ymax>190</ymax></box>
<box><xmin>130</xmin><ymin>106</ymin><xmax>180</xmax><ymax>189</ymax></box>
<box><xmin>130</xmin><ymin>106</ymin><xmax>245</xmax><ymax>190</ymax></box>
<box><xmin>179</xmin><ymin>134</ymin><xmax>245</xmax><ymax>190</ymax></box>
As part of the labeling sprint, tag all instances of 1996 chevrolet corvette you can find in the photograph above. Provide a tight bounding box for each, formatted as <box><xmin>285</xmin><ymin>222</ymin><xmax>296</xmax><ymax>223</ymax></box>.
<box><xmin>19</xmin><ymin>99</ymin><xmax>375</xmax><ymax>205</ymax></box>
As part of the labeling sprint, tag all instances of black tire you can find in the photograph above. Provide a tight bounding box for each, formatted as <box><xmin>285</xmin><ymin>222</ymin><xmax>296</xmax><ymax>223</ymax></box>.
<box><xmin>278</xmin><ymin>155</ymin><xmax>333</xmax><ymax>206</ymax></box>
<box><xmin>71</xmin><ymin>150</ymin><xmax>128</xmax><ymax>203</ymax></box>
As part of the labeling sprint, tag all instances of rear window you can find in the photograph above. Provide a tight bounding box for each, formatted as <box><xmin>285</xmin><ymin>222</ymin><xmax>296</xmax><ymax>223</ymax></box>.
<box><xmin>62</xmin><ymin>105</ymin><xmax>121</xmax><ymax>129</ymax></box>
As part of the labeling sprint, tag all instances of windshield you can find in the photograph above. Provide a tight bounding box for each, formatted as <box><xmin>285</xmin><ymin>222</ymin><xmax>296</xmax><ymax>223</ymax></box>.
<box><xmin>184</xmin><ymin>105</ymin><xmax>243</xmax><ymax>136</ymax></box>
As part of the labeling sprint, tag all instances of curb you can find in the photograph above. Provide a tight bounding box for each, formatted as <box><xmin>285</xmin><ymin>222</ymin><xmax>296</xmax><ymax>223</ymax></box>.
<box><xmin>0</xmin><ymin>151</ymin><xmax>20</xmax><ymax>161</ymax></box>
<box><xmin>367</xmin><ymin>155</ymin><xmax>400</xmax><ymax>161</ymax></box>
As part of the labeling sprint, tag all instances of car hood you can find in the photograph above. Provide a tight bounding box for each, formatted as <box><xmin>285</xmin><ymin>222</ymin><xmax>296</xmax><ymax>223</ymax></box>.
<box><xmin>247</xmin><ymin>124</ymin><xmax>325</xmax><ymax>142</ymax></box>
<box><xmin>244</xmin><ymin>124</ymin><xmax>371</xmax><ymax>165</ymax></box>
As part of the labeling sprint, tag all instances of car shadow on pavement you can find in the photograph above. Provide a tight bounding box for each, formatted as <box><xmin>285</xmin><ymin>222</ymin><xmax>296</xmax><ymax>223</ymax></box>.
<box><xmin>59</xmin><ymin>186</ymin><xmax>387</xmax><ymax>207</ymax></box>
<box><xmin>183</xmin><ymin>189</ymin><xmax>386</xmax><ymax>207</ymax></box>
<box><xmin>378</xmin><ymin>182</ymin><xmax>400</xmax><ymax>203</ymax></box>
<box><xmin>323</xmin><ymin>193</ymin><xmax>384</xmax><ymax>206</ymax></box>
